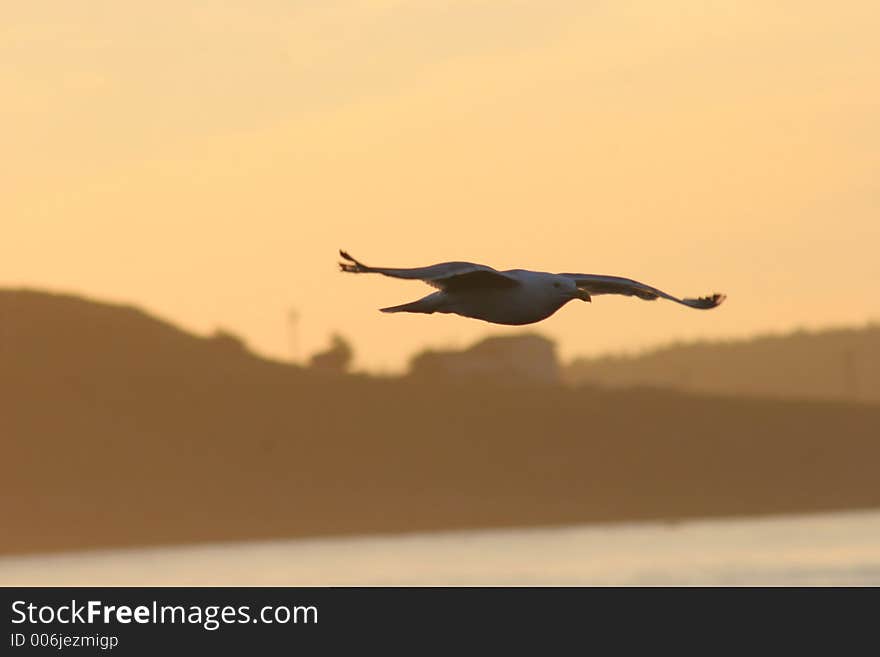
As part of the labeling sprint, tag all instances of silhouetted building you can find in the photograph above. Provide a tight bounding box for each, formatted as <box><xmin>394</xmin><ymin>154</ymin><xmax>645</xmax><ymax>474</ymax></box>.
<box><xmin>409</xmin><ymin>333</ymin><xmax>560</xmax><ymax>385</ymax></box>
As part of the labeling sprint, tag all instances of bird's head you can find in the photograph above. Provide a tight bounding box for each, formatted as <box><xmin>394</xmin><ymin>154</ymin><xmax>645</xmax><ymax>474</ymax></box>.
<box><xmin>550</xmin><ymin>277</ymin><xmax>591</xmax><ymax>302</ymax></box>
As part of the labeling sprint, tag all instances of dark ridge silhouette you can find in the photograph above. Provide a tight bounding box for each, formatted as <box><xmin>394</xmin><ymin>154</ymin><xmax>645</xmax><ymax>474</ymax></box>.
<box><xmin>2</xmin><ymin>288</ymin><xmax>880</xmax><ymax>556</ymax></box>
<box><xmin>566</xmin><ymin>325</ymin><xmax>880</xmax><ymax>403</ymax></box>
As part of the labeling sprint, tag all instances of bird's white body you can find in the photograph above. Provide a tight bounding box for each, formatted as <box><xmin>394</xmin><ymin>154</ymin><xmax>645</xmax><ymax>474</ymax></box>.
<box><xmin>339</xmin><ymin>251</ymin><xmax>724</xmax><ymax>326</ymax></box>
<box><xmin>416</xmin><ymin>271</ymin><xmax>581</xmax><ymax>325</ymax></box>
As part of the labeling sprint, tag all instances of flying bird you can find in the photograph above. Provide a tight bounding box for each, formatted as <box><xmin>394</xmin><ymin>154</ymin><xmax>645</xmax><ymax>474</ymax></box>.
<box><xmin>339</xmin><ymin>250</ymin><xmax>724</xmax><ymax>326</ymax></box>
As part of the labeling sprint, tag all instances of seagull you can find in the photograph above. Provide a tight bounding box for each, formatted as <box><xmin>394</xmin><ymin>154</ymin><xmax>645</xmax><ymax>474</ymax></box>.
<box><xmin>339</xmin><ymin>250</ymin><xmax>724</xmax><ymax>326</ymax></box>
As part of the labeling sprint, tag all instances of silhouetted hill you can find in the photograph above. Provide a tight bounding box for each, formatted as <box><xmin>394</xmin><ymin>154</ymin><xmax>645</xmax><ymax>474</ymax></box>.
<box><xmin>0</xmin><ymin>288</ymin><xmax>300</xmax><ymax>384</ymax></box>
<box><xmin>566</xmin><ymin>325</ymin><xmax>880</xmax><ymax>403</ymax></box>
<box><xmin>3</xmin><ymin>289</ymin><xmax>880</xmax><ymax>555</ymax></box>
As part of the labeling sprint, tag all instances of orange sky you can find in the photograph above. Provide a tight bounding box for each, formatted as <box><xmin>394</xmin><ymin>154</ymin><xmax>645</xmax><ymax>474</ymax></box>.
<box><xmin>4</xmin><ymin>1</ymin><xmax>879</xmax><ymax>371</ymax></box>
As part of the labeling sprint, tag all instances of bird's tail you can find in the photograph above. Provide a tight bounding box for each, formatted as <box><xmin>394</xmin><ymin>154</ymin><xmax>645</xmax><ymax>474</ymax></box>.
<box><xmin>380</xmin><ymin>293</ymin><xmax>443</xmax><ymax>315</ymax></box>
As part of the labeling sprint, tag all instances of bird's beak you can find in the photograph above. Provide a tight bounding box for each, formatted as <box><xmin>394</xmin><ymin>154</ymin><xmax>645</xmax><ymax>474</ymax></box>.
<box><xmin>578</xmin><ymin>288</ymin><xmax>592</xmax><ymax>302</ymax></box>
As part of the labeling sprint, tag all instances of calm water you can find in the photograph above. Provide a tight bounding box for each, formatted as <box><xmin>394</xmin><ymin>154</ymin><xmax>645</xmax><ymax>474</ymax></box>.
<box><xmin>3</xmin><ymin>509</ymin><xmax>880</xmax><ymax>586</ymax></box>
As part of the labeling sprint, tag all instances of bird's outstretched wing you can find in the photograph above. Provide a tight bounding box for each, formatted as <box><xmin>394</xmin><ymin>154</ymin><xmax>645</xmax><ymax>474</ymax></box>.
<box><xmin>559</xmin><ymin>272</ymin><xmax>725</xmax><ymax>310</ymax></box>
<box><xmin>339</xmin><ymin>250</ymin><xmax>519</xmax><ymax>291</ymax></box>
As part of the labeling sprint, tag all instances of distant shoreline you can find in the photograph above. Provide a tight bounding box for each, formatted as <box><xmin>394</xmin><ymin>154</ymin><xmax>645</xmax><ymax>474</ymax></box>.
<box><xmin>4</xmin><ymin>289</ymin><xmax>879</xmax><ymax>557</ymax></box>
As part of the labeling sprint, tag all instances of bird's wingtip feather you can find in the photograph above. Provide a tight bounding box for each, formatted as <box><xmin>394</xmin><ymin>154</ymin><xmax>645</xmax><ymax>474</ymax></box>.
<box><xmin>682</xmin><ymin>292</ymin><xmax>726</xmax><ymax>309</ymax></box>
<box><xmin>338</xmin><ymin>249</ymin><xmax>365</xmax><ymax>273</ymax></box>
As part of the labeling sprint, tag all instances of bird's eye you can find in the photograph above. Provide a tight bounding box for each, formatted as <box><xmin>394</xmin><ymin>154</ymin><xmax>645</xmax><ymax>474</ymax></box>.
<box><xmin>553</xmin><ymin>282</ymin><xmax>560</xmax><ymax>288</ymax></box>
